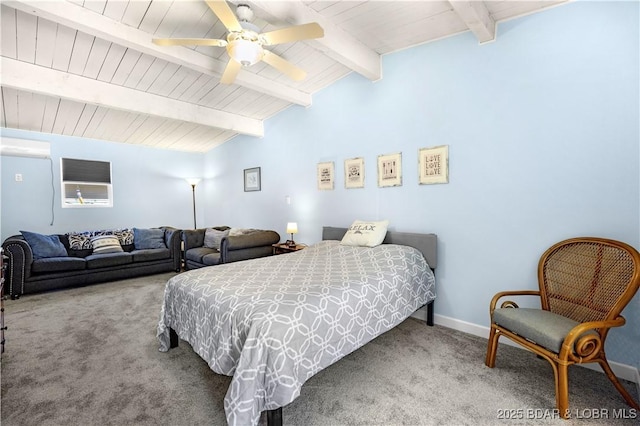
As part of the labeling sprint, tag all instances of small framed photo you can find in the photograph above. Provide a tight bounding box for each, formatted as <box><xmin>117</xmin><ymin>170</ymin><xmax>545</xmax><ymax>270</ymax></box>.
<box><xmin>344</xmin><ymin>157</ymin><xmax>364</xmax><ymax>189</ymax></box>
<box><xmin>377</xmin><ymin>152</ymin><xmax>402</xmax><ymax>187</ymax></box>
<box><xmin>317</xmin><ymin>161</ymin><xmax>334</xmax><ymax>190</ymax></box>
<box><xmin>244</xmin><ymin>167</ymin><xmax>261</xmax><ymax>192</ymax></box>
<box><xmin>419</xmin><ymin>145</ymin><xmax>449</xmax><ymax>184</ymax></box>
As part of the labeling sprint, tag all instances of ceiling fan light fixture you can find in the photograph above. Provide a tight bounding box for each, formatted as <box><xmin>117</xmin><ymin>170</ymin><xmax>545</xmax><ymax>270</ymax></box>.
<box><xmin>227</xmin><ymin>39</ymin><xmax>263</xmax><ymax>66</ymax></box>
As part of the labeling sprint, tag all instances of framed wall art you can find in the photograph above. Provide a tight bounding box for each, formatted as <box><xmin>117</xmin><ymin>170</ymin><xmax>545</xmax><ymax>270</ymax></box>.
<box><xmin>419</xmin><ymin>145</ymin><xmax>449</xmax><ymax>184</ymax></box>
<box><xmin>317</xmin><ymin>161</ymin><xmax>335</xmax><ymax>190</ymax></box>
<box><xmin>344</xmin><ymin>157</ymin><xmax>364</xmax><ymax>189</ymax></box>
<box><xmin>377</xmin><ymin>152</ymin><xmax>402</xmax><ymax>187</ymax></box>
<box><xmin>244</xmin><ymin>167</ymin><xmax>261</xmax><ymax>192</ymax></box>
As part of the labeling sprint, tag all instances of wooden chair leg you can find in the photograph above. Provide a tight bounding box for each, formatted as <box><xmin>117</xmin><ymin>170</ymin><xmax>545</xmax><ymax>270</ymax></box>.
<box><xmin>485</xmin><ymin>325</ymin><xmax>499</xmax><ymax>368</ymax></box>
<box><xmin>555</xmin><ymin>363</ymin><xmax>570</xmax><ymax>419</ymax></box>
<box><xmin>598</xmin><ymin>359</ymin><xmax>640</xmax><ymax>410</ymax></box>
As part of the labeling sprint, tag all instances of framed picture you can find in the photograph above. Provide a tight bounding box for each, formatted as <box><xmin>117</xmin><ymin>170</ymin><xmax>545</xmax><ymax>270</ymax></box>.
<box><xmin>377</xmin><ymin>152</ymin><xmax>402</xmax><ymax>187</ymax></box>
<box><xmin>244</xmin><ymin>167</ymin><xmax>261</xmax><ymax>192</ymax></box>
<box><xmin>344</xmin><ymin>157</ymin><xmax>364</xmax><ymax>189</ymax></box>
<box><xmin>419</xmin><ymin>145</ymin><xmax>449</xmax><ymax>184</ymax></box>
<box><xmin>317</xmin><ymin>161</ymin><xmax>334</xmax><ymax>190</ymax></box>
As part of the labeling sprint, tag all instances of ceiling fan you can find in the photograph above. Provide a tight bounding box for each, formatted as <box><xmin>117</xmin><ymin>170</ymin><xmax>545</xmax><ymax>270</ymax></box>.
<box><xmin>152</xmin><ymin>1</ymin><xmax>324</xmax><ymax>84</ymax></box>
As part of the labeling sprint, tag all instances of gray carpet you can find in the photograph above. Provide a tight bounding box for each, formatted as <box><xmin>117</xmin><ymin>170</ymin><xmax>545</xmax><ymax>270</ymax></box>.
<box><xmin>1</xmin><ymin>273</ymin><xmax>638</xmax><ymax>426</ymax></box>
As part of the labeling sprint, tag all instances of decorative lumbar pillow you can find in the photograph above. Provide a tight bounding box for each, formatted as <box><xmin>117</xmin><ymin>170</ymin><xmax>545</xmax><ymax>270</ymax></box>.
<box><xmin>340</xmin><ymin>220</ymin><xmax>389</xmax><ymax>247</ymax></box>
<box><xmin>204</xmin><ymin>228</ymin><xmax>229</xmax><ymax>250</ymax></box>
<box><xmin>90</xmin><ymin>235</ymin><xmax>124</xmax><ymax>254</ymax></box>
<box><xmin>20</xmin><ymin>230</ymin><xmax>68</xmax><ymax>259</ymax></box>
<box><xmin>133</xmin><ymin>228</ymin><xmax>166</xmax><ymax>250</ymax></box>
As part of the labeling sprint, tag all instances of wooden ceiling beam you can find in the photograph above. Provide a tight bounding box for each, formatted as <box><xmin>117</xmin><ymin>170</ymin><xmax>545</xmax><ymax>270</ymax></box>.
<box><xmin>448</xmin><ymin>0</ymin><xmax>496</xmax><ymax>44</ymax></box>
<box><xmin>5</xmin><ymin>0</ymin><xmax>312</xmax><ymax>106</ymax></box>
<box><xmin>247</xmin><ymin>0</ymin><xmax>382</xmax><ymax>81</ymax></box>
<box><xmin>1</xmin><ymin>57</ymin><xmax>264</xmax><ymax>137</ymax></box>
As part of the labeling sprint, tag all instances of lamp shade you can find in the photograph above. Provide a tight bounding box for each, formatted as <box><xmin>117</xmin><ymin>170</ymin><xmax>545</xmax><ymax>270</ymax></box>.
<box><xmin>185</xmin><ymin>178</ymin><xmax>201</xmax><ymax>187</ymax></box>
<box><xmin>286</xmin><ymin>222</ymin><xmax>298</xmax><ymax>235</ymax></box>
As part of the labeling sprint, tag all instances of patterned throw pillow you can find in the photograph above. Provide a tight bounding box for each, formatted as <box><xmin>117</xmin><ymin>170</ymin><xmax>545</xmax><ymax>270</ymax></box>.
<box><xmin>90</xmin><ymin>235</ymin><xmax>124</xmax><ymax>254</ymax></box>
<box><xmin>67</xmin><ymin>232</ymin><xmax>93</xmax><ymax>250</ymax></box>
<box><xmin>340</xmin><ymin>220</ymin><xmax>389</xmax><ymax>247</ymax></box>
<box><xmin>204</xmin><ymin>228</ymin><xmax>229</xmax><ymax>250</ymax></box>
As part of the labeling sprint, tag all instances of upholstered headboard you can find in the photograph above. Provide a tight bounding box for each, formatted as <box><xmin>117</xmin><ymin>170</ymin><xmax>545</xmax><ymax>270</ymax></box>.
<box><xmin>322</xmin><ymin>226</ymin><xmax>438</xmax><ymax>269</ymax></box>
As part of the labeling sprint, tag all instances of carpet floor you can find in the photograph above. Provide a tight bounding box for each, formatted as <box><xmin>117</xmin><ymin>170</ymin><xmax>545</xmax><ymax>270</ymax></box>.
<box><xmin>1</xmin><ymin>272</ymin><xmax>638</xmax><ymax>425</ymax></box>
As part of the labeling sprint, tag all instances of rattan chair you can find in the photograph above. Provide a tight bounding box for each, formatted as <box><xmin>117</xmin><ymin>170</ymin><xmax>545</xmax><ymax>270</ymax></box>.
<box><xmin>485</xmin><ymin>237</ymin><xmax>640</xmax><ymax>418</ymax></box>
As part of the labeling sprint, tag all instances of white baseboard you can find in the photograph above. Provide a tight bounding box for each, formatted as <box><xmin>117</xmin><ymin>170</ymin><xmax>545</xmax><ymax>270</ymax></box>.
<box><xmin>410</xmin><ymin>311</ymin><xmax>639</xmax><ymax>384</ymax></box>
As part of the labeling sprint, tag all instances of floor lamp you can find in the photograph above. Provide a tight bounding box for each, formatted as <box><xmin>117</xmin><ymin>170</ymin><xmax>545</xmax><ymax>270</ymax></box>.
<box><xmin>185</xmin><ymin>178</ymin><xmax>201</xmax><ymax>229</ymax></box>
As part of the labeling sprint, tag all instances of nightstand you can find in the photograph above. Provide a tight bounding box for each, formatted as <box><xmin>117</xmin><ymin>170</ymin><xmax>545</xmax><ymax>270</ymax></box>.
<box><xmin>272</xmin><ymin>243</ymin><xmax>305</xmax><ymax>255</ymax></box>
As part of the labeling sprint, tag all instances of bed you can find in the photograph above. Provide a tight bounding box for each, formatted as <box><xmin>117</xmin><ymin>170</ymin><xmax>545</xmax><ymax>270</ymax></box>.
<box><xmin>157</xmin><ymin>226</ymin><xmax>437</xmax><ymax>425</ymax></box>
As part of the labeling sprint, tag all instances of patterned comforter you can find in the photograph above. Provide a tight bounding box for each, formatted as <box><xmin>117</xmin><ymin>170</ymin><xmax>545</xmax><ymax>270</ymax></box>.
<box><xmin>157</xmin><ymin>240</ymin><xmax>436</xmax><ymax>425</ymax></box>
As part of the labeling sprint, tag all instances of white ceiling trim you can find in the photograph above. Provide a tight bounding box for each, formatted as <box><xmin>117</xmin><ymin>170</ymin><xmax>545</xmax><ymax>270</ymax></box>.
<box><xmin>246</xmin><ymin>0</ymin><xmax>382</xmax><ymax>81</ymax></box>
<box><xmin>2</xmin><ymin>57</ymin><xmax>264</xmax><ymax>137</ymax></box>
<box><xmin>6</xmin><ymin>0</ymin><xmax>312</xmax><ymax>106</ymax></box>
<box><xmin>449</xmin><ymin>0</ymin><xmax>496</xmax><ymax>44</ymax></box>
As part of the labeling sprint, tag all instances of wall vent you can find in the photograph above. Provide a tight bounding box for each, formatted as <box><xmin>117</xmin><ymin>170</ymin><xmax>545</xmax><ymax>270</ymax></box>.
<box><xmin>0</xmin><ymin>137</ymin><xmax>51</xmax><ymax>159</ymax></box>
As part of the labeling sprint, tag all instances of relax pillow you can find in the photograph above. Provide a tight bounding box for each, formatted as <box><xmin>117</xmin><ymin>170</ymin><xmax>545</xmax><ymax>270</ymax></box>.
<box><xmin>133</xmin><ymin>228</ymin><xmax>166</xmax><ymax>250</ymax></box>
<box><xmin>90</xmin><ymin>235</ymin><xmax>124</xmax><ymax>254</ymax></box>
<box><xmin>20</xmin><ymin>231</ymin><xmax>68</xmax><ymax>259</ymax></box>
<box><xmin>204</xmin><ymin>228</ymin><xmax>229</xmax><ymax>250</ymax></box>
<box><xmin>340</xmin><ymin>220</ymin><xmax>389</xmax><ymax>247</ymax></box>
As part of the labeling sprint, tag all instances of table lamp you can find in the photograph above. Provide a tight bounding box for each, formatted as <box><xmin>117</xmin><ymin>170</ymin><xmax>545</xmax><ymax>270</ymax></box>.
<box><xmin>286</xmin><ymin>222</ymin><xmax>298</xmax><ymax>247</ymax></box>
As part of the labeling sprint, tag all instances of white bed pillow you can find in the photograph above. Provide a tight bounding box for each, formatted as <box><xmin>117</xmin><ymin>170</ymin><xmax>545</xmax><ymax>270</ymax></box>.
<box><xmin>340</xmin><ymin>220</ymin><xmax>389</xmax><ymax>247</ymax></box>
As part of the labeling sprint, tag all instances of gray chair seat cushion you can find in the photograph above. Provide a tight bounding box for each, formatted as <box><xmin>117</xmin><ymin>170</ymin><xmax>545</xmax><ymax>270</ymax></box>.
<box><xmin>85</xmin><ymin>252</ymin><xmax>133</xmax><ymax>269</ymax></box>
<box><xmin>32</xmin><ymin>257</ymin><xmax>86</xmax><ymax>273</ymax></box>
<box><xmin>493</xmin><ymin>308</ymin><xmax>598</xmax><ymax>353</ymax></box>
<box><xmin>201</xmin><ymin>252</ymin><xmax>222</xmax><ymax>266</ymax></box>
<box><xmin>132</xmin><ymin>248</ymin><xmax>170</xmax><ymax>262</ymax></box>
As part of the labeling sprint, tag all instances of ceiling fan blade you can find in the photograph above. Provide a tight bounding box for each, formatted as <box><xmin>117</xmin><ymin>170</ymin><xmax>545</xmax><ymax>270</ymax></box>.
<box><xmin>220</xmin><ymin>59</ymin><xmax>242</xmax><ymax>84</ymax></box>
<box><xmin>205</xmin><ymin>0</ymin><xmax>242</xmax><ymax>32</ymax></box>
<box><xmin>262</xmin><ymin>50</ymin><xmax>307</xmax><ymax>81</ymax></box>
<box><xmin>152</xmin><ymin>38</ymin><xmax>227</xmax><ymax>47</ymax></box>
<box><xmin>261</xmin><ymin>23</ymin><xmax>324</xmax><ymax>46</ymax></box>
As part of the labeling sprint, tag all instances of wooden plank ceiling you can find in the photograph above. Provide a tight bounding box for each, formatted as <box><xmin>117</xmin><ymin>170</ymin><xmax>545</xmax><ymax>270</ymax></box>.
<box><xmin>0</xmin><ymin>0</ymin><xmax>568</xmax><ymax>153</ymax></box>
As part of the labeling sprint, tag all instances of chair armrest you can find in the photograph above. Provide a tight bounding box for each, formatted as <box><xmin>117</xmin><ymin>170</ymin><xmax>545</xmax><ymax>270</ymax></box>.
<box><xmin>561</xmin><ymin>316</ymin><xmax>626</xmax><ymax>360</ymax></box>
<box><xmin>160</xmin><ymin>226</ymin><xmax>182</xmax><ymax>272</ymax></box>
<box><xmin>2</xmin><ymin>236</ymin><xmax>33</xmax><ymax>298</ymax></box>
<box><xmin>489</xmin><ymin>290</ymin><xmax>541</xmax><ymax>314</ymax></box>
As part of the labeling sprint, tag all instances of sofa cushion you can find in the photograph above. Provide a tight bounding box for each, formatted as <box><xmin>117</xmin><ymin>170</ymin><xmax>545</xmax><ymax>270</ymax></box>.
<box><xmin>91</xmin><ymin>235</ymin><xmax>124</xmax><ymax>254</ymax></box>
<box><xmin>32</xmin><ymin>257</ymin><xmax>86</xmax><ymax>273</ymax></box>
<box><xmin>132</xmin><ymin>248</ymin><xmax>170</xmax><ymax>262</ymax></box>
<box><xmin>204</xmin><ymin>228</ymin><xmax>229</xmax><ymax>250</ymax></box>
<box><xmin>20</xmin><ymin>231</ymin><xmax>68</xmax><ymax>259</ymax></box>
<box><xmin>186</xmin><ymin>247</ymin><xmax>220</xmax><ymax>264</ymax></box>
<box><xmin>202</xmin><ymin>252</ymin><xmax>222</xmax><ymax>266</ymax></box>
<box><xmin>134</xmin><ymin>228</ymin><xmax>166</xmax><ymax>250</ymax></box>
<box><xmin>85</xmin><ymin>252</ymin><xmax>133</xmax><ymax>269</ymax></box>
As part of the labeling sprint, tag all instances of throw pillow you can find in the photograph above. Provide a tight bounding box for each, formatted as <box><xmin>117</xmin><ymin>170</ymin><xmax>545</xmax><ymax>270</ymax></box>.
<box><xmin>340</xmin><ymin>220</ymin><xmax>389</xmax><ymax>247</ymax></box>
<box><xmin>133</xmin><ymin>228</ymin><xmax>166</xmax><ymax>250</ymax></box>
<box><xmin>67</xmin><ymin>232</ymin><xmax>93</xmax><ymax>250</ymax></box>
<box><xmin>90</xmin><ymin>235</ymin><xmax>124</xmax><ymax>254</ymax></box>
<box><xmin>204</xmin><ymin>228</ymin><xmax>229</xmax><ymax>250</ymax></box>
<box><xmin>20</xmin><ymin>231</ymin><xmax>68</xmax><ymax>259</ymax></box>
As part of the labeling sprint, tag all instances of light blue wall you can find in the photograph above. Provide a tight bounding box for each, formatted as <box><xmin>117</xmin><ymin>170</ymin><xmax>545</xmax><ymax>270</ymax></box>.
<box><xmin>203</xmin><ymin>1</ymin><xmax>640</xmax><ymax>366</ymax></box>
<box><xmin>1</xmin><ymin>128</ymin><xmax>204</xmax><ymax>240</ymax></box>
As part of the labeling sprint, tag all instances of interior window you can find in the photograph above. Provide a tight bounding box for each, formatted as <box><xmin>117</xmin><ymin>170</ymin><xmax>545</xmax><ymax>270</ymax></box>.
<box><xmin>61</xmin><ymin>158</ymin><xmax>113</xmax><ymax>208</ymax></box>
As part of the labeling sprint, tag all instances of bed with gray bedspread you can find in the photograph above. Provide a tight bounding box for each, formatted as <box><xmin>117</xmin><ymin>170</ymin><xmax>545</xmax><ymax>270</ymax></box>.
<box><xmin>157</xmin><ymin>227</ymin><xmax>437</xmax><ymax>425</ymax></box>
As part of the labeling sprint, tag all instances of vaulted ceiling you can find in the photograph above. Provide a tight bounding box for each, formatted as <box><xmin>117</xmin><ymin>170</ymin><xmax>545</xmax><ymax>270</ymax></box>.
<box><xmin>1</xmin><ymin>0</ymin><xmax>568</xmax><ymax>153</ymax></box>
